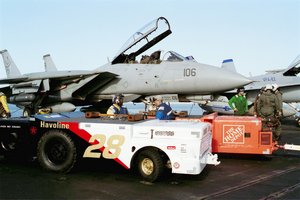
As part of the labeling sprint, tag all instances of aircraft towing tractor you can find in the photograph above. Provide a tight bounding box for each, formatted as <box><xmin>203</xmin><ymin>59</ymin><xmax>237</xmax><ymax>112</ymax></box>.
<box><xmin>1</xmin><ymin>110</ymin><xmax>299</xmax><ymax>182</ymax></box>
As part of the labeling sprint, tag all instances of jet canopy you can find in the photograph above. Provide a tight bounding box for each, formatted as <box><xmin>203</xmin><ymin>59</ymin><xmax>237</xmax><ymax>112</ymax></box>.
<box><xmin>162</xmin><ymin>51</ymin><xmax>192</xmax><ymax>62</ymax></box>
<box><xmin>112</xmin><ymin>17</ymin><xmax>172</xmax><ymax>64</ymax></box>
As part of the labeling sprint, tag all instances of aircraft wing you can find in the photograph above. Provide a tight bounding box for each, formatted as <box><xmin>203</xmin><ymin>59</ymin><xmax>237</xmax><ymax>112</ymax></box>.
<box><xmin>46</xmin><ymin>71</ymin><xmax>101</xmax><ymax>84</ymax></box>
<box><xmin>0</xmin><ymin>70</ymin><xmax>118</xmax><ymax>100</ymax></box>
<box><xmin>0</xmin><ymin>77</ymin><xmax>29</xmax><ymax>84</ymax></box>
<box><xmin>72</xmin><ymin>72</ymin><xmax>117</xmax><ymax>100</ymax></box>
<box><xmin>0</xmin><ymin>71</ymin><xmax>100</xmax><ymax>85</ymax></box>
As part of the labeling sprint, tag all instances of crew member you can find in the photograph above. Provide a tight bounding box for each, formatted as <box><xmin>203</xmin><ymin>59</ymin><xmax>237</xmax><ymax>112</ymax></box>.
<box><xmin>272</xmin><ymin>83</ymin><xmax>283</xmax><ymax>117</ymax></box>
<box><xmin>272</xmin><ymin>83</ymin><xmax>283</xmax><ymax>141</ymax></box>
<box><xmin>153</xmin><ymin>95</ymin><xmax>175</xmax><ymax>120</ymax></box>
<box><xmin>228</xmin><ymin>87</ymin><xmax>248</xmax><ymax>116</ymax></box>
<box><xmin>253</xmin><ymin>86</ymin><xmax>265</xmax><ymax>117</ymax></box>
<box><xmin>0</xmin><ymin>92</ymin><xmax>11</xmax><ymax>118</ymax></box>
<box><xmin>257</xmin><ymin>84</ymin><xmax>281</xmax><ymax>141</ymax></box>
<box><xmin>107</xmin><ymin>94</ymin><xmax>128</xmax><ymax>115</ymax></box>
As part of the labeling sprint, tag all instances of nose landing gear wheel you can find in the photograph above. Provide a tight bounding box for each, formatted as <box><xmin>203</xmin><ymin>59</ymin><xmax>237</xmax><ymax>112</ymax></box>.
<box><xmin>23</xmin><ymin>107</ymin><xmax>33</xmax><ymax>117</ymax></box>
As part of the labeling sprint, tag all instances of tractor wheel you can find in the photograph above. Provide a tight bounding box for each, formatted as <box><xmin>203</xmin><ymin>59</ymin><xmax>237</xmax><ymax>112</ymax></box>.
<box><xmin>137</xmin><ymin>149</ymin><xmax>164</xmax><ymax>182</ymax></box>
<box><xmin>37</xmin><ymin>130</ymin><xmax>77</xmax><ymax>173</ymax></box>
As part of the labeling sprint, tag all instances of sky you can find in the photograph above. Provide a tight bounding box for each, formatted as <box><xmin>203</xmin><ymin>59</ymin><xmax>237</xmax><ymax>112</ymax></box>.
<box><xmin>0</xmin><ymin>0</ymin><xmax>299</xmax><ymax>78</ymax></box>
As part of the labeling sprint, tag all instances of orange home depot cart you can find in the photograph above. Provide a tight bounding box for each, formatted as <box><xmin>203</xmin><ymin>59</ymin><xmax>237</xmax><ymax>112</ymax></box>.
<box><xmin>176</xmin><ymin>112</ymin><xmax>300</xmax><ymax>155</ymax></box>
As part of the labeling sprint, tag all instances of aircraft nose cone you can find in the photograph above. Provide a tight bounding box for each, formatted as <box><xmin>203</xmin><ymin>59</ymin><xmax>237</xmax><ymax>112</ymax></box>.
<box><xmin>227</xmin><ymin>71</ymin><xmax>252</xmax><ymax>87</ymax></box>
<box><xmin>208</xmin><ymin>68</ymin><xmax>252</xmax><ymax>92</ymax></box>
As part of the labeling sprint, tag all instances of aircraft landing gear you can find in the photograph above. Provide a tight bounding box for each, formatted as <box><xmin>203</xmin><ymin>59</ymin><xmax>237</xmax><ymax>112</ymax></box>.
<box><xmin>23</xmin><ymin>107</ymin><xmax>34</xmax><ymax>117</ymax></box>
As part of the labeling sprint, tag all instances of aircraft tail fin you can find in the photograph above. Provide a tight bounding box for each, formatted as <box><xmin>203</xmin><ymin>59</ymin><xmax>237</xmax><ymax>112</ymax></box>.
<box><xmin>282</xmin><ymin>55</ymin><xmax>300</xmax><ymax>76</ymax></box>
<box><xmin>0</xmin><ymin>49</ymin><xmax>22</xmax><ymax>78</ymax></box>
<box><xmin>221</xmin><ymin>59</ymin><xmax>237</xmax><ymax>73</ymax></box>
<box><xmin>43</xmin><ymin>54</ymin><xmax>57</xmax><ymax>72</ymax></box>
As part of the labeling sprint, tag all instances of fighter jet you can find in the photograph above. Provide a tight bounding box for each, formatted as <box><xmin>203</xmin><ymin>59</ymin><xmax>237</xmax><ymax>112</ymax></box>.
<box><xmin>0</xmin><ymin>17</ymin><xmax>252</xmax><ymax>116</ymax></box>
<box><xmin>224</xmin><ymin>56</ymin><xmax>300</xmax><ymax>103</ymax></box>
<box><xmin>199</xmin><ymin>98</ymin><xmax>297</xmax><ymax>117</ymax></box>
<box><xmin>198</xmin><ymin>55</ymin><xmax>300</xmax><ymax>117</ymax></box>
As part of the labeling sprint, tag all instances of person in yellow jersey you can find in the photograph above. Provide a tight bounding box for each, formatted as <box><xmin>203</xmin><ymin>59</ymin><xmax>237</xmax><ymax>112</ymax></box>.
<box><xmin>0</xmin><ymin>92</ymin><xmax>11</xmax><ymax>118</ymax></box>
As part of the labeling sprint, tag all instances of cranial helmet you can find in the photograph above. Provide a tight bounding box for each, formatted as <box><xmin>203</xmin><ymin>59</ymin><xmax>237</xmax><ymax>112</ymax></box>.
<box><xmin>265</xmin><ymin>84</ymin><xmax>273</xmax><ymax>91</ymax></box>
<box><xmin>112</xmin><ymin>94</ymin><xmax>124</xmax><ymax>104</ymax></box>
<box><xmin>272</xmin><ymin>83</ymin><xmax>279</xmax><ymax>91</ymax></box>
<box><xmin>153</xmin><ymin>95</ymin><xmax>163</xmax><ymax>101</ymax></box>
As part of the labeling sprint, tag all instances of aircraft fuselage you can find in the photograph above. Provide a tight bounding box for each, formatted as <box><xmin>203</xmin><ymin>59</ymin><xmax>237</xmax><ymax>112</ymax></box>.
<box><xmin>96</xmin><ymin>61</ymin><xmax>251</xmax><ymax>95</ymax></box>
<box><xmin>245</xmin><ymin>73</ymin><xmax>300</xmax><ymax>103</ymax></box>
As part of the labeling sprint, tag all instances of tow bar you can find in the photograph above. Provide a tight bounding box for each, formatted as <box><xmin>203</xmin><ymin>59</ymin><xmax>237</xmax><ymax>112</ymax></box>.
<box><xmin>276</xmin><ymin>144</ymin><xmax>300</xmax><ymax>151</ymax></box>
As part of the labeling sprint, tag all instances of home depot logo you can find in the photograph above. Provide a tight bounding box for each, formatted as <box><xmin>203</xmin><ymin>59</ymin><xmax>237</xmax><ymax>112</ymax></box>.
<box><xmin>223</xmin><ymin>125</ymin><xmax>245</xmax><ymax>144</ymax></box>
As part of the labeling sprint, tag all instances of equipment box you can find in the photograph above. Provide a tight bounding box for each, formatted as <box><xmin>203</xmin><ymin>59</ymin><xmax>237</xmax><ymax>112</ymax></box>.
<box><xmin>212</xmin><ymin>116</ymin><xmax>275</xmax><ymax>154</ymax></box>
<box><xmin>177</xmin><ymin>113</ymin><xmax>277</xmax><ymax>155</ymax></box>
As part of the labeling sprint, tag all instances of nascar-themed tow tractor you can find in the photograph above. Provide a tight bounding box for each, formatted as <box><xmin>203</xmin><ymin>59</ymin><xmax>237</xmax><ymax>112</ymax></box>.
<box><xmin>0</xmin><ymin>112</ymin><xmax>220</xmax><ymax>182</ymax></box>
<box><xmin>1</xmin><ymin>111</ymin><xmax>299</xmax><ymax>182</ymax></box>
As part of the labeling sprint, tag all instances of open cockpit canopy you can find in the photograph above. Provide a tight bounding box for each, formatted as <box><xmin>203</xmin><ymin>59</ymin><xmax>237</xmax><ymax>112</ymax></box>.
<box><xmin>112</xmin><ymin>17</ymin><xmax>171</xmax><ymax>64</ymax></box>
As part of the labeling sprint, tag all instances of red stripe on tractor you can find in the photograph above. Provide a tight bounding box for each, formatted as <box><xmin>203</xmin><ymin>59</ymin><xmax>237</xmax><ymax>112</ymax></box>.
<box><xmin>61</xmin><ymin>122</ymin><xmax>129</xmax><ymax>169</ymax></box>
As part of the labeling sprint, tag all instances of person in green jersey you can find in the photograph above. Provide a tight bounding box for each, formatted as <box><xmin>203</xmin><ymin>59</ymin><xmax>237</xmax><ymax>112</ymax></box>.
<box><xmin>228</xmin><ymin>87</ymin><xmax>248</xmax><ymax>116</ymax></box>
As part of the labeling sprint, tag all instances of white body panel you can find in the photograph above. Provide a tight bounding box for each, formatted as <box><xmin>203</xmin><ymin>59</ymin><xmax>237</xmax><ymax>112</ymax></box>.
<box><xmin>78</xmin><ymin>119</ymin><xmax>216</xmax><ymax>175</ymax></box>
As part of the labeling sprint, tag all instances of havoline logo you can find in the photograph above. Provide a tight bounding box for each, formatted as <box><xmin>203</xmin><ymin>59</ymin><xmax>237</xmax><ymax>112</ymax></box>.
<box><xmin>40</xmin><ymin>121</ymin><xmax>69</xmax><ymax>129</ymax></box>
<box><xmin>223</xmin><ymin>125</ymin><xmax>245</xmax><ymax>144</ymax></box>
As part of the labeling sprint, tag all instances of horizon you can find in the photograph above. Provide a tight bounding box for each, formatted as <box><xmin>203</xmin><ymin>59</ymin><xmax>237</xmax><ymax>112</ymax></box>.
<box><xmin>1</xmin><ymin>0</ymin><xmax>299</xmax><ymax>78</ymax></box>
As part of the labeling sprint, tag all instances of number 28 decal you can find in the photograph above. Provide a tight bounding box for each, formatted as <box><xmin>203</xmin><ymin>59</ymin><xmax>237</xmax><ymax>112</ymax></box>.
<box><xmin>83</xmin><ymin>134</ymin><xmax>125</xmax><ymax>159</ymax></box>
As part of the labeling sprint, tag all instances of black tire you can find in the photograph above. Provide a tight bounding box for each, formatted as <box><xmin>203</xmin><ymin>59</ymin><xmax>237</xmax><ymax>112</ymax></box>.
<box><xmin>37</xmin><ymin>130</ymin><xmax>77</xmax><ymax>173</ymax></box>
<box><xmin>137</xmin><ymin>149</ymin><xmax>164</xmax><ymax>182</ymax></box>
<box><xmin>0</xmin><ymin>132</ymin><xmax>18</xmax><ymax>152</ymax></box>
<box><xmin>0</xmin><ymin>132</ymin><xmax>19</xmax><ymax>159</ymax></box>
